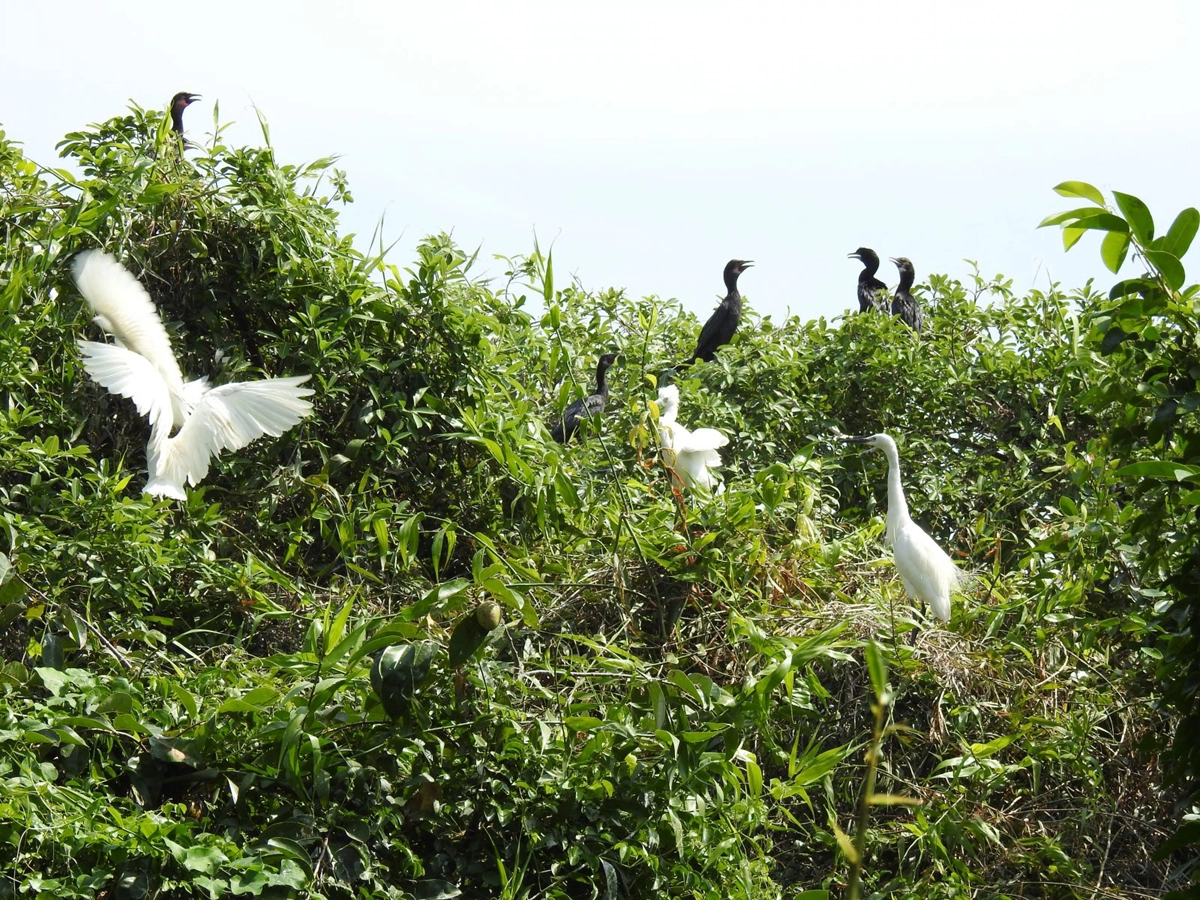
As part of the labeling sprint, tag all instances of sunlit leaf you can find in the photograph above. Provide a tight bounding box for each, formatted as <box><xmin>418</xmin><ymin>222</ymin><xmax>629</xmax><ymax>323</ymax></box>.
<box><xmin>1162</xmin><ymin>207</ymin><xmax>1200</xmax><ymax>260</ymax></box>
<box><xmin>1100</xmin><ymin>230</ymin><xmax>1130</xmax><ymax>274</ymax></box>
<box><xmin>1144</xmin><ymin>249</ymin><xmax>1185</xmax><ymax>290</ymax></box>
<box><xmin>1053</xmin><ymin>180</ymin><xmax>1106</xmax><ymax>206</ymax></box>
<box><xmin>1113</xmin><ymin>191</ymin><xmax>1154</xmax><ymax>244</ymax></box>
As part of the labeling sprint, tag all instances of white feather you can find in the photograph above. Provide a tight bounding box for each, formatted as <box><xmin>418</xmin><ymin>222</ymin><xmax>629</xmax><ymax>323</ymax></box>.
<box><xmin>74</xmin><ymin>251</ymin><xmax>314</xmax><ymax>499</ymax></box>
<box><xmin>844</xmin><ymin>432</ymin><xmax>962</xmax><ymax>623</ymax></box>
<box><xmin>656</xmin><ymin>386</ymin><xmax>729</xmax><ymax>492</ymax></box>
<box><xmin>146</xmin><ymin>376</ymin><xmax>314</xmax><ymax>499</ymax></box>
<box><xmin>73</xmin><ymin>250</ymin><xmax>187</xmax><ymax>426</ymax></box>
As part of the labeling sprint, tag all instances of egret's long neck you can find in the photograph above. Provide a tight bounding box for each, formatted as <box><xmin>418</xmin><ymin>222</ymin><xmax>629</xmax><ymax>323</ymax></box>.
<box><xmin>882</xmin><ymin>442</ymin><xmax>909</xmax><ymax>541</ymax></box>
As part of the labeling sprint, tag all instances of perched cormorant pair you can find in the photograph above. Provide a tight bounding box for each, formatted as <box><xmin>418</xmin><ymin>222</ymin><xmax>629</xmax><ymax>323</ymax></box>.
<box><xmin>549</xmin><ymin>256</ymin><xmax>752</xmax><ymax>444</ymax></box>
<box><xmin>848</xmin><ymin>248</ymin><xmax>923</xmax><ymax>333</ymax></box>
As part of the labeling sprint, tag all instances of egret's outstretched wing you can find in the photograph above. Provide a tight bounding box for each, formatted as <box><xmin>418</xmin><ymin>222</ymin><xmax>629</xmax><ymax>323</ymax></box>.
<box><xmin>72</xmin><ymin>251</ymin><xmax>186</xmax><ymax>408</ymax></box>
<box><xmin>77</xmin><ymin>340</ymin><xmax>173</xmax><ymax>438</ymax></box>
<box><xmin>681</xmin><ymin>427</ymin><xmax>728</xmax><ymax>453</ymax></box>
<box><xmin>147</xmin><ymin>376</ymin><xmax>314</xmax><ymax>497</ymax></box>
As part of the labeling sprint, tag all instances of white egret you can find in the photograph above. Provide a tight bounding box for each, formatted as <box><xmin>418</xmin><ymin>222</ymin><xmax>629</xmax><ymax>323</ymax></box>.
<box><xmin>836</xmin><ymin>431</ymin><xmax>960</xmax><ymax>622</ymax></box>
<box><xmin>73</xmin><ymin>250</ymin><xmax>314</xmax><ymax>500</ymax></box>
<box><xmin>656</xmin><ymin>385</ymin><xmax>729</xmax><ymax>492</ymax></box>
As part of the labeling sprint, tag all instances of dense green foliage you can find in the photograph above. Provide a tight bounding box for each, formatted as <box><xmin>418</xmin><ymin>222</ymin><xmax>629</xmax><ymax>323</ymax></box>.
<box><xmin>0</xmin><ymin>103</ymin><xmax>1195</xmax><ymax>898</ymax></box>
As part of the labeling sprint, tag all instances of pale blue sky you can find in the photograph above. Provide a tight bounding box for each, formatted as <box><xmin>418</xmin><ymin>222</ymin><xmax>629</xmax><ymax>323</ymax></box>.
<box><xmin>3</xmin><ymin>0</ymin><xmax>1197</xmax><ymax>323</ymax></box>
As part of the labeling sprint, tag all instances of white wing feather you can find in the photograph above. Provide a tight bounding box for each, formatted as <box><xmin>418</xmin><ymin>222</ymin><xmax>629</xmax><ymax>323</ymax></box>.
<box><xmin>73</xmin><ymin>250</ymin><xmax>186</xmax><ymax>424</ymax></box>
<box><xmin>147</xmin><ymin>376</ymin><xmax>314</xmax><ymax>497</ymax></box>
<box><xmin>681</xmin><ymin>427</ymin><xmax>729</xmax><ymax>452</ymax></box>
<box><xmin>77</xmin><ymin>340</ymin><xmax>173</xmax><ymax>439</ymax></box>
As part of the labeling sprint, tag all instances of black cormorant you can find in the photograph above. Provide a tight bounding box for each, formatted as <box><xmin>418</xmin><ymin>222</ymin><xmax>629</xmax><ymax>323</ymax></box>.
<box><xmin>889</xmin><ymin>257</ymin><xmax>923</xmax><ymax>333</ymax></box>
<box><xmin>684</xmin><ymin>259</ymin><xmax>753</xmax><ymax>366</ymax></box>
<box><xmin>549</xmin><ymin>352</ymin><xmax>617</xmax><ymax>443</ymax></box>
<box><xmin>848</xmin><ymin>248</ymin><xmax>889</xmax><ymax>313</ymax></box>
<box><xmin>170</xmin><ymin>92</ymin><xmax>201</xmax><ymax>135</ymax></box>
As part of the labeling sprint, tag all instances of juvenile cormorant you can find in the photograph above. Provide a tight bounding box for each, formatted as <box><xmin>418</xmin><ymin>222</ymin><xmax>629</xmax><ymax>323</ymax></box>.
<box><xmin>848</xmin><ymin>248</ymin><xmax>889</xmax><ymax>313</ymax></box>
<box><xmin>549</xmin><ymin>352</ymin><xmax>617</xmax><ymax>443</ymax></box>
<box><xmin>684</xmin><ymin>259</ymin><xmax>753</xmax><ymax>366</ymax></box>
<box><xmin>889</xmin><ymin>257</ymin><xmax>923</xmax><ymax>333</ymax></box>
<box><xmin>170</xmin><ymin>92</ymin><xmax>201</xmax><ymax>135</ymax></box>
<box><xmin>72</xmin><ymin>250</ymin><xmax>314</xmax><ymax>499</ymax></box>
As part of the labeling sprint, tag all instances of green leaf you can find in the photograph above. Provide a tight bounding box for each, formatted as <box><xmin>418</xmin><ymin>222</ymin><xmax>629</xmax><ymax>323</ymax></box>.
<box><xmin>868</xmin><ymin>792</ymin><xmax>923</xmax><ymax>806</ymax></box>
<box><xmin>1063</xmin><ymin>226</ymin><xmax>1087</xmax><ymax>251</ymax></box>
<box><xmin>1100</xmin><ymin>230</ymin><xmax>1130</xmax><ymax>274</ymax></box>
<box><xmin>446</xmin><ymin>614</ymin><xmax>489</xmax><ymax>667</ymax></box>
<box><xmin>1114</xmin><ymin>461</ymin><xmax>1200</xmax><ymax>482</ymax></box>
<box><xmin>831</xmin><ymin>820</ymin><xmax>859</xmax><ymax>863</ymax></box>
<box><xmin>864</xmin><ymin>640</ymin><xmax>887</xmax><ymax>701</ymax></box>
<box><xmin>563</xmin><ymin>716</ymin><xmax>605</xmax><ymax>731</ymax></box>
<box><xmin>371</xmin><ymin>642</ymin><xmax>438</xmax><ymax>718</ymax></box>
<box><xmin>1062</xmin><ymin>213</ymin><xmax>1129</xmax><ymax>234</ymax></box>
<box><xmin>1053</xmin><ymin>180</ymin><xmax>1106</xmax><ymax>206</ymax></box>
<box><xmin>1113</xmin><ymin>191</ymin><xmax>1154</xmax><ymax>244</ymax></box>
<box><xmin>1037</xmin><ymin>207</ymin><xmax>1114</xmax><ymax>228</ymax></box>
<box><xmin>1144</xmin><ymin>250</ymin><xmax>1185</xmax><ymax>290</ymax></box>
<box><xmin>1162</xmin><ymin>207</ymin><xmax>1199</xmax><ymax>259</ymax></box>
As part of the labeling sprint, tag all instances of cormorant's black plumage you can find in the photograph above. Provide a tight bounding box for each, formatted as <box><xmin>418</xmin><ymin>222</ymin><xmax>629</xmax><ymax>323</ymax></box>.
<box><xmin>890</xmin><ymin>257</ymin><xmax>923</xmax><ymax>333</ymax></box>
<box><xmin>848</xmin><ymin>247</ymin><xmax>889</xmax><ymax>313</ymax></box>
<box><xmin>170</xmin><ymin>92</ymin><xmax>201</xmax><ymax>135</ymax></box>
<box><xmin>550</xmin><ymin>352</ymin><xmax>617</xmax><ymax>443</ymax></box>
<box><xmin>684</xmin><ymin>259</ymin><xmax>753</xmax><ymax>366</ymax></box>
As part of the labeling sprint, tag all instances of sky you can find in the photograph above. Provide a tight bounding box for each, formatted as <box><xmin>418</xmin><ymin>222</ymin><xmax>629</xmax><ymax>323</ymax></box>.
<box><xmin>3</xmin><ymin>0</ymin><xmax>1198</xmax><ymax>325</ymax></box>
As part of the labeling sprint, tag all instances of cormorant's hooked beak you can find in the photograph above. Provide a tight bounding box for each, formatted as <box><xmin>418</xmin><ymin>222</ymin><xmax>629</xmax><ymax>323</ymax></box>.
<box><xmin>847</xmin><ymin>252</ymin><xmax>861</xmax><ymax>260</ymax></box>
<box><xmin>182</xmin><ymin>94</ymin><xmax>202</xmax><ymax>105</ymax></box>
<box><xmin>888</xmin><ymin>257</ymin><xmax>900</xmax><ymax>265</ymax></box>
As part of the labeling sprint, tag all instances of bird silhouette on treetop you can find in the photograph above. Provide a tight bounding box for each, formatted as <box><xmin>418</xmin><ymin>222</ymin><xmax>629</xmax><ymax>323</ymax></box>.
<box><xmin>170</xmin><ymin>92</ymin><xmax>201</xmax><ymax>135</ymax></box>
<box><xmin>848</xmin><ymin>248</ymin><xmax>889</xmax><ymax>313</ymax></box>
<box><xmin>683</xmin><ymin>259</ymin><xmax>753</xmax><ymax>367</ymax></box>
<box><xmin>889</xmin><ymin>256</ymin><xmax>924</xmax><ymax>333</ymax></box>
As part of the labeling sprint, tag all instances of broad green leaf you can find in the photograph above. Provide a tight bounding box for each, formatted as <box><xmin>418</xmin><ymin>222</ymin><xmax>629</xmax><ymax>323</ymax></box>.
<box><xmin>1062</xmin><ymin>213</ymin><xmax>1129</xmax><ymax>234</ymax></box>
<box><xmin>1163</xmin><ymin>207</ymin><xmax>1200</xmax><ymax>259</ymax></box>
<box><xmin>1062</xmin><ymin>226</ymin><xmax>1087</xmax><ymax>251</ymax></box>
<box><xmin>1037</xmin><ymin>207</ymin><xmax>1114</xmax><ymax>228</ymax></box>
<box><xmin>1114</xmin><ymin>461</ymin><xmax>1200</xmax><ymax>482</ymax></box>
<box><xmin>563</xmin><ymin>716</ymin><xmax>604</xmax><ymax>731</ymax></box>
<box><xmin>446</xmin><ymin>613</ymin><xmax>490</xmax><ymax>667</ymax></box>
<box><xmin>1100</xmin><ymin>230</ymin><xmax>1130</xmax><ymax>274</ymax></box>
<box><xmin>1053</xmin><ymin>180</ymin><xmax>1106</xmax><ymax>206</ymax></box>
<box><xmin>1144</xmin><ymin>250</ymin><xmax>1185</xmax><ymax>290</ymax></box>
<box><xmin>1113</xmin><ymin>191</ymin><xmax>1154</xmax><ymax>244</ymax></box>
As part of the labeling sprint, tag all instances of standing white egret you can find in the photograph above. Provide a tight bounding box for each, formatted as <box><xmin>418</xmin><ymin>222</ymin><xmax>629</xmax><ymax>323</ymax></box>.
<box><xmin>656</xmin><ymin>385</ymin><xmax>729</xmax><ymax>492</ymax></box>
<box><xmin>837</xmin><ymin>431</ymin><xmax>960</xmax><ymax>622</ymax></box>
<box><xmin>73</xmin><ymin>250</ymin><xmax>314</xmax><ymax>500</ymax></box>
